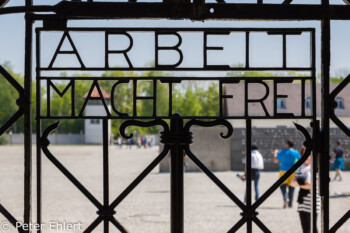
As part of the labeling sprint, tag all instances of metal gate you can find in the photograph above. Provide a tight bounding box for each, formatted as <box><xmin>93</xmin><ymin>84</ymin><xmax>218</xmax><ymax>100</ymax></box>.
<box><xmin>0</xmin><ymin>1</ymin><xmax>349</xmax><ymax>233</ymax></box>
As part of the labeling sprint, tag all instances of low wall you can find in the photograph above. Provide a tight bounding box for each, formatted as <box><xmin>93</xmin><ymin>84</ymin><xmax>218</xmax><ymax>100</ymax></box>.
<box><xmin>7</xmin><ymin>133</ymin><xmax>84</xmax><ymax>145</ymax></box>
<box><xmin>159</xmin><ymin>126</ymin><xmax>350</xmax><ymax>172</ymax></box>
<box><xmin>6</xmin><ymin>133</ymin><xmax>157</xmax><ymax>146</ymax></box>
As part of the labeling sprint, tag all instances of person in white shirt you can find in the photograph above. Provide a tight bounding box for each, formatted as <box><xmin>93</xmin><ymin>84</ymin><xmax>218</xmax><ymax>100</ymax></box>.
<box><xmin>237</xmin><ymin>145</ymin><xmax>264</xmax><ymax>201</ymax></box>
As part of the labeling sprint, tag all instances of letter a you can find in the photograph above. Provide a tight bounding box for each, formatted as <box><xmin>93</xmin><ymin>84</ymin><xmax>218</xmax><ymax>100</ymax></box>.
<box><xmin>48</xmin><ymin>32</ymin><xmax>85</xmax><ymax>69</ymax></box>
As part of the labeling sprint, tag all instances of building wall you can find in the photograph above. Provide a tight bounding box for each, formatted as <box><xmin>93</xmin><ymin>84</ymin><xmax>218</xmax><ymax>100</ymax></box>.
<box><xmin>84</xmin><ymin>104</ymin><xmax>111</xmax><ymax>144</ymax></box>
<box><xmin>229</xmin><ymin>117</ymin><xmax>350</xmax><ymax>128</ymax></box>
<box><xmin>159</xmin><ymin>127</ymin><xmax>231</xmax><ymax>172</ymax></box>
<box><xmin>225</xmin><ymin>83</ymin><xmax>350</xmax><ymax>118</ymax></box>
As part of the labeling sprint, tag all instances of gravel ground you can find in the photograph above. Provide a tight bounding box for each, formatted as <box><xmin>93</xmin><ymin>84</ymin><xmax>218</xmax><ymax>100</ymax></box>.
<box><xmin>0</xmin><ymin>145</ymin><xmax>349</xmax><ymax>233</ymax></box>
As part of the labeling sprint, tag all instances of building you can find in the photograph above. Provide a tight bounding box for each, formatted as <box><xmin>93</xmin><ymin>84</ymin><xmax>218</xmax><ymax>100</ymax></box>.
<box><xmin>224</xmin><ymin>83</ymin><xmax>350</xmax><ymax>128</ymax></box>
<box><xmin>83</xmin><ymin>86</ymin><xmax>111</xmax><ymax>144</ymax></box>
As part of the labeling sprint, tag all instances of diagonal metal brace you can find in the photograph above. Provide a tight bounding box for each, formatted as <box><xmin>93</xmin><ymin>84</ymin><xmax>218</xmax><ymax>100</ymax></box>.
<box><xmin>0</xmin><ymin>65</ymin><xmax>25</xmax><ymax>135</ymax></box>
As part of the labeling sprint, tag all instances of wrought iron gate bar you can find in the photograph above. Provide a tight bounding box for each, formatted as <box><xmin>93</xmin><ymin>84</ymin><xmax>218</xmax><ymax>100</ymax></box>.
<box><xmin>0</xmin><ymin>0</ymin><xmax>348</xmax><ymax>232</ymax></box>
<box><xmin>329</xmin><ymin>210</ymin><xmax>350</xmax><ymax>233</ymax></box>
<box><xmin>0</xmin><ymin>66</ymin><xmax>24</xmax><ymax>135</ymax></box>
<box><xmin>39</xmin><ymin>76</ymin><xmax>314</xmax><ymax>80</ymax></box>
<box><xmin>246</xmin><ymin>120</ymin><xmax>253</xmax><ymax>232</ymax></box>
<box><xmin>40</xmin><ymin>121</ymin><xmax>171</xmax><ymax>233</ymax></box>
<box><xmin>0</xmin><ymin>204</ymin><xmax>24</xmax><ymax>233</ymax></box>
<box><xmin>4</xmin><ymin>3</ymin><xmax>350</xmax><ymax>21</ymax></box>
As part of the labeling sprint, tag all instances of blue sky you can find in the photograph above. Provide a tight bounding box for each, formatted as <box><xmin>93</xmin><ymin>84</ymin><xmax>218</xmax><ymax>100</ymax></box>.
<box><xmin>1</xmin><ymin>1</ymin><xmax>350</xmax><ymax>78</ymax></box>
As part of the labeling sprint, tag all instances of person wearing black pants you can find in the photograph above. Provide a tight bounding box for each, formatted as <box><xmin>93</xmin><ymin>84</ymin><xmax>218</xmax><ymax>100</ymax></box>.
<box><xmin>292</xmin><ymin>156</ymin><xmax>320</xmax><ymax>233</ymax></box>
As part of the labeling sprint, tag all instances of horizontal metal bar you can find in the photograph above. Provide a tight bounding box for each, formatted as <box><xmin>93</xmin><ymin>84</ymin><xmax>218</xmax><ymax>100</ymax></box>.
<box><xmin>2</xmin><ymin>3</ymin><xmax>350</xmax><ymax>20</ymax></box>
<box><xmin>0</xmin><ymin>5</ymin><xmax>53</xmax><ymax>15</ymax></box>
<box><xmin>36</xmin><ymin>27</ymin><xmax>315</xmax><ymax>32</ymax></box>
<box><xmin>135</xmin><ymin>96</ymin><xmax>154</xmax><ymax>100</ymax></box>
<box><xmin>39</xmin><ymin>76</ymin><xmax>314</xmax><ymax>81</ymax></box>
<box><xmin>28</xmin><ymin>3</ymin><xmax>350</xmax><ymax>21</ymax></box>
<box><xmin>39</xmin><ymin>67</ymin><xmax>314</xmax><ymax>72</ymax></box>
<box><xmin>39</xmin><ymin>116</ymin><xmax>314</xmax><ymax>120</ymax></box>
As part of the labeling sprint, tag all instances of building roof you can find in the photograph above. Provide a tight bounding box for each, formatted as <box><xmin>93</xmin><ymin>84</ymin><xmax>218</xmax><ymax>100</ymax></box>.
<box><xmin>84</xmin><ymin>86</ymin><xmax>111</xmax><ymax>100</ymax></box>
<box><xmin>225</xmin><ymin>83</ymin><xmax>350</xmax><ymax>117</ymax></box>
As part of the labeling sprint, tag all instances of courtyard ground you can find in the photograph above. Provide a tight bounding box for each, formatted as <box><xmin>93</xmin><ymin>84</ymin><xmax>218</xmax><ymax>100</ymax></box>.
<box><xmin>0</xmin><ymin>145</ymin><xmax>349</xmax><ymax>233</ymax></box>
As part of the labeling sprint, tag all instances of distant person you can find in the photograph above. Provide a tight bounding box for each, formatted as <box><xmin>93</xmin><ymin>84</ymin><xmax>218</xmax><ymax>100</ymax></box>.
<box><xmin>136</xmin><ymin>137</ymin><xmax>141</xmax><ymax>148</ymax></box>
<box><xmin>117</xmin><ymin>137</ymin><xmax>122</xmax><ymax>149</ymax></box>
<box><xmin>141</xmin><ymin>137</ymin><xmax>147</xmax><ymax>148</ymax></box>
<box><xmin>126</xmin><ymin>138</ymin><xmax>133</xmax><ymax>149</ymax></box>
<box><xmin>274</xmin><ymin>139</ymin><xmax>301</xmax><ymax>208</ymax></box>
<box><xmin>291</xmin><ymin>156</ymin><xmax>320</xmax><ymax>233</ymax></box>
<box><xmin>332</xmin><ymin>141</ymin><xmax>345</xmax><ymax>181</ymax></box>
<box><xmin>237</xmin><ymin>145</ymin><xmax>264</xmax><ymax>202</ymax></box>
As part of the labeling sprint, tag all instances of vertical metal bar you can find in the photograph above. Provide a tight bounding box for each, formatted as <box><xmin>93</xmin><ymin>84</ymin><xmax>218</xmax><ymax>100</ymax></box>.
<box><xmin>282</xmin><ymin>34</ymin><xmax>287</xmax><ymax>69</ymax></box>
<box><xmin>311</xmin><ymin>121</ymin><xmax>319</xmax><ymax>233</ymax></box>
<box><xmin>155</xmin><ymin>32</ymin><xmax>159</xmax><ymax>68</ymax></box>
<box><xmin>219</xmin><ymin>80</ymin><xmax>223</xmax><ymax>117</ymax></box>
<box><xmin>301</xmin><ymin>80</ymin><xmax>305</xmax><ymax>117</ymax></box>
<box><xmin>273</xmin><ymin>80</ymin><xmax>277</xmax><ymax>116</ymax></box>
<box><xmin>246</xmin><ymin>119</ymin><xmax>252</xmax><ymax>233</ymax></box>
<box><xmin>71</xmin><ymin>80</ymin><xmax>75</xmax><ymax>117</ymax></box>
<box><xmin>245</xmin><ymin>32</ymin><xmax>250</xmax><ymax>69</ymax></box>
<box><xmin>244</xmin><ymin>81</ymin><xmax>248</xmax><ymax>117</ymax></box>
<box><xmin>103</xmin><ymin>119</ymin><xmax>109</xmax><ymax>233</ymax></box>
<box><xmin>169</xmin><ymin>82</ymin><xmax>173</xmax><ymax>116</ymax></box>
<box><xmin>203</xmin><ymin>32</ymin><xmax>207</xmax><ymax>68</ymax></box>
<box><xmin>170</xmin><ymin>117</ymin><xmax>184</xmax><ymax>233</ymax></box>
<box><xmin>47</xmin><ymin>80</ymin><xmax>50</xmax><ymax>117</ymax></box>
<box><xmin>133</xmin><ymin>80</ymin><xmax>137</xmax><ymax>117</ymax></box>
<box><xmin>24</xmin><ymin>11</ymin><xmax>33</xmax><ymax>233</ymax></box>
<box><xmin>310</xmin><ymin>29</ymin><xmax>318</xmax><ymax>233</ymax></box>
<box><xmin>321</xmin><ymin>1</ymin><xmax>331</xmax><ymax>231</ymax></box>
<box><xmin>153</xmin><ymin>80</ymin><xmax>157</xmax><ymax>117</ymax></box>
<box><xmin>36</xmin><ymin>28</ymin><xmax>42</xmax><ymax>233</ymax></box>
<box><xmin>105</xmin><ymin>32</ymin><xmax>109</xmax><ymax>69</ymax></box>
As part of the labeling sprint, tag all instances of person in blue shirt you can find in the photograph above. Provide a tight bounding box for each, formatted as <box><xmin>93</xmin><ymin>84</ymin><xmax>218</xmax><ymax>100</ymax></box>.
<box><xmin>332</xmin><ymin>141</ymin><xmax>345</xmax><ymax>181</ymax></box>
<box><xmin>274</xmin><ymin>139</ymin><xmax>301</xmax><ymax>208</ymax></box>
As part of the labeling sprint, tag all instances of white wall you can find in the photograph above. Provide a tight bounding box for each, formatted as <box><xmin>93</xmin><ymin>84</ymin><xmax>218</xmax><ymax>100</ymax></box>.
<box><xmin>84</xmin><ymin>104</ymin><xmax>111</xmax><ymax>144</ymax></box>
<box><xmin>7</xmin><ymin>133</ymin><xmax>83</xmax><ymax>145</ymax></box>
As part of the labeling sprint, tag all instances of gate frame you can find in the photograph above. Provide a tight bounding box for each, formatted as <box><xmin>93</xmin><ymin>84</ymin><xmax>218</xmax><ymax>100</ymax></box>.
<box><xmin>0</xmin><ymin>1</ymin><xmax>348</xmax><ymax>233</ymax></box>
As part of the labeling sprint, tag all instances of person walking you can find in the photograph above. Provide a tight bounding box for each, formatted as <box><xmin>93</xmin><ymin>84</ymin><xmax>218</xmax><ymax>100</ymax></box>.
<box><xmin>274</xmin><ymin>139</ymin><xmax>301</xmax><ymax>208</ymax></box>
<box><xmin>332</xmin><ymin>141</ymin><xmax>345</xmax><ymax>181</ymax></box>
<box><xmin>237</xmin><ymin>145</ymin><xmax>264</xmax><ymax>202</ymax></box>
<box><xmin>292</xmin><ymin>156</ymin><xmax>321</xmax><ymax>233</ymax></box>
